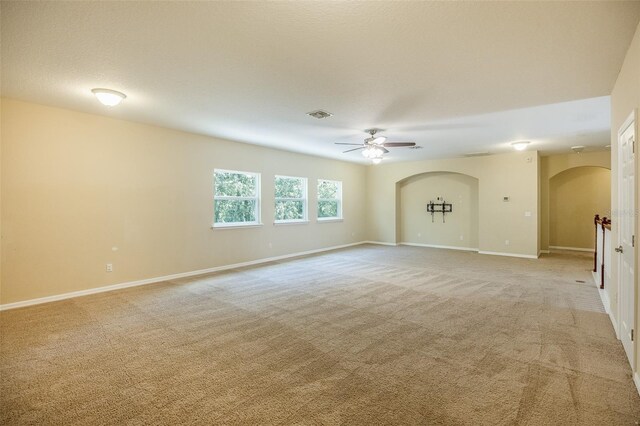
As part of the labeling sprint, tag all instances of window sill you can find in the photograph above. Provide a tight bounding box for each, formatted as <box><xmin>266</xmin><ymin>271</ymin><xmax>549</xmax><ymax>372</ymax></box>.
<box><xmin>274</xmin><ymin>220</ymin><xmax>309</xmax><ymax>226</ymax></box>
<box><xmin>317</xmin><ymin>218</ymin><xmax>344</xmax><ymax>223</ymax></box>
<box><xmin>211</xmin><ymin>223</ymin><xmax>263</xmax><ymax>230</ymax></box>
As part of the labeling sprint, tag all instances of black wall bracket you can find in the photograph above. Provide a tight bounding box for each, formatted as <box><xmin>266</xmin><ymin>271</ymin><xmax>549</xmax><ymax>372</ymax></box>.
<box><xmin>427</xmin><ymin>197</ymin><xmax>453</xmax><ymax>223</ymax></box>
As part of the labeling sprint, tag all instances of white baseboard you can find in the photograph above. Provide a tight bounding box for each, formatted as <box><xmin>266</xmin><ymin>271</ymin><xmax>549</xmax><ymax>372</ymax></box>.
<box><xmin>0</xmin><ymin>241</ymin><xmax>366</xmax><ymax>311</ymax></box>
<box><xmin>549</xmin><ymin>246</ymin><xmax>594</xmax><ymax>253</ymax></box>
<box><xmin>634</xmin><ymin>372</ymin><xmax>640</xmax><ymax>397</ymax></box>
<box><xmin>600</xmin><ymin>288</ymin><xmax>611</xmax><ymax>315</ymax></box>
<box><xmin>363</xmin><ymin>241</ymin><xmax>398</xmax><ymax>246</ymax></box>
<box><xmin>591</xmin><ymin>271</ymin><xmax>618</xmax><ymax>318</ymax></box>
<box><xmin>590</xmin><ymin>272</ymin><xmax>619</xmax><ymax>336</ymax></box>
<box><xmin>384</xmin><ymin>243</ymin><xmax>532</xmax><ymax>259</ymax></box>
<box><xmin>598</xmin><ymin>284</ymin><xmax>611</xmax><ymax>316</ymax></box>
<box><xmin>610</xmin><ymin>310</ymin><xmax>620</xmax><ymax>339</ymax></box>
<box><xmin>477</xmin><ymin>250</ymin><xmax>538</xmax><ymax>259</ymax></box>
<box><xmin>399</xmin><ymin>242</ymin><xmax>479</xmax><ymax>252</ymax></box>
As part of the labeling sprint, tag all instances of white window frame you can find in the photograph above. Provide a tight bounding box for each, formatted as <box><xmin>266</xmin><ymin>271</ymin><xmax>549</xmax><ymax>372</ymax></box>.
<box><xmin>274</xmin><ymin>175</ymin><xmax>308</xmax><ymax>224</ymax></box>
<box><xmin>317</xmin><ymin>179</ymin><xmax>343</xmax><ymax>221</ymax></box>
<box><xmin>213</xmin><ymin>169</ymin><xmax>261</xmax><ymax>228</ymax></box>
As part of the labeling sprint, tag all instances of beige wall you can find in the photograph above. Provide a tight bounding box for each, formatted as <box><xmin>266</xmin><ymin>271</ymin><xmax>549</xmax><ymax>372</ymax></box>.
<box><xmin>398</xmin><ymin>172</ymin><xmax>479</xmax><ymax>249</ymax></box>
<box><xmin>539</xmin><ymin>151</ymin><xmax>611</xmax><ymax>251</ymax></box>
<box><xmin>0</xmin><ymin>98</ymin><xmax>2</xmax><ymax>301</ymax></box>
<box><xmin>0</xmin><ymin>99</ymin><xmax>367</xmax><ymax>305</ymax></box>
<box><xmin>549</xmin><ymin>166</ymin><xmax>610</xmax><ymax>250</ymax></box>
<box><xmin>367</xmin><ymin>151</ymin><xmax>539</xmax><ymax>257</ymax></box>
<box><xmin>537</xmin><ymin>152</ymin><xmax>541</xmax><ymax>254</ymax></box>
<box><xmin>611</xmin><ymin>21</ymin><xmax>640</xmax><ymax>375</ymax></box>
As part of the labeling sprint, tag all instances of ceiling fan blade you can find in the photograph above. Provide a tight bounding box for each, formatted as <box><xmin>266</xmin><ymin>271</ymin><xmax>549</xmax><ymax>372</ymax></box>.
<box><xmin>381</xmin><ymin>147</ymin><xmax>389</xmax><ymax>154</ymax></box>
<box><xmin>382</xmin><ymin>142</ymin><xmax>416</xmax><ymax>147</ymax></box>
<box><xmin>343</xmin><ymin>147</ymin><xmax>365</xmax><ymax>153</ymax></box>
<box><xmin>335</xmin><ymin>143</ymin><xmax>365</xmax><ymax>146</ymax></box>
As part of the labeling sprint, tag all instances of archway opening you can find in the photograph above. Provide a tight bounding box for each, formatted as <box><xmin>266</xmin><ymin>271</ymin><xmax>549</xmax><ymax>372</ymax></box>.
<box><xmin>397</xmin><ymin>172</ymin><xmax>479</xmax><ymax>249</ymax></box>
<box><xmin>549</xmin><ymin>166</ymin><xmax>611</xmax><ymax>251</ymax></box>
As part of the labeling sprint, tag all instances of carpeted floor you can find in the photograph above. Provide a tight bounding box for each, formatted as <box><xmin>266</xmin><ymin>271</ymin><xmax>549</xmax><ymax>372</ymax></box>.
<box><xmin>1</xmin><ymin>245</ymin><xmax>639</xmax><ymax>425</ymax></box>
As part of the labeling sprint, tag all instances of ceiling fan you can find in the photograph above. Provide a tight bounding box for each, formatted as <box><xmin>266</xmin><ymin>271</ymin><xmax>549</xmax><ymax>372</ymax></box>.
<box><xmin>335</xmin><ymin>129</ymin><xmax>416</xmax><ymax>163</ymax></box>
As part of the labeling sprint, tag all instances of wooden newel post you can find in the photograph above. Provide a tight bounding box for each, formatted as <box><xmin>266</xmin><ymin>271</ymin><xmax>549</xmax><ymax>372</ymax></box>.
<box><xmin>594</xmin><ymin>214</ymin><xmax>600</xmax><ymax>272</ymax></box>
<box><xmin>600</xmin><ymin>217</ymin><xmax>609</xmax><ymax>290</ymax></box>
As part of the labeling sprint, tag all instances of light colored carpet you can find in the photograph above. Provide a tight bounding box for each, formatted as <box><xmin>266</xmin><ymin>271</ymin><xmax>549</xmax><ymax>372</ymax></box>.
<box><xmin>1</xmin><ymin>245</ymin><xmax>639</xmax><ymax>425</ymax></box>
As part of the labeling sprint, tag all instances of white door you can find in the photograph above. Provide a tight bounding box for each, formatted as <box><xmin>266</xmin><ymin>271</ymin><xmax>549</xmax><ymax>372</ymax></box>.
<box><xmin>618</xmin><ymin>112</ymin><xmax>636</xmax><ymax>367</ymax></box>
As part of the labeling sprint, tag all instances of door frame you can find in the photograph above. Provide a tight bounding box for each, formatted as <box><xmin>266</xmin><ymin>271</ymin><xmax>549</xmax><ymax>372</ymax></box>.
<box><xmin>616</xmin><ymin>109</ymin><xmax>637</xmax><ymax>370</ymax></box>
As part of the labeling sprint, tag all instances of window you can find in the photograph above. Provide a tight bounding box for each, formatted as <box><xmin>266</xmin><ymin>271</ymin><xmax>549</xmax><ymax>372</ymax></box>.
<box><xmin>213</xmin><ymin>169</ymin><xmax>261</xmax><ymax>227</ymax></box>
<box><xmin>274</xmin><ymin>175</ymin><xmax>307</xmax><ymax>223</ymax></box>
<box><xmin>317</xmin><ymin>179</ymin><xmax>342</xmax><ymax>220</ymax></box>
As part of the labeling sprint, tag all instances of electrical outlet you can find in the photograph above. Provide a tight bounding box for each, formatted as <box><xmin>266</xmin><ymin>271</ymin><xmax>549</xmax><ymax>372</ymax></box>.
<box><xmin>106</xmin><ymin>264</ymin><xmax>113</xmax><ymax>272</ymax></box>
<box><xmin>505</xmin><ymin>240</ymin><xmax>510</xmax><ymax>246</ymax></box>
<box><xmin>524</xmin><ymin>211</ymin><xmax>532</xmax><ymax>217</ymax></box>
<box><xmin>459</xmin><ymin>235</ymin><xmax>464</xmax><ymax>240</ymax></box>
<box><xmin>417</xmin><ymin>233</ymin><xmax>422</xmax><ymax>238</ymax></box>
<box><xmin>268</xmin><ymin>242</ymin><xmax>272</xmax><ymax>249</ymax></box>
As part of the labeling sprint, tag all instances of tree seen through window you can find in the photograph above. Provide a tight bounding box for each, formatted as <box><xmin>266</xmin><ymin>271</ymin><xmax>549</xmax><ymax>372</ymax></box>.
<box><xmin>214</xmin><ymin>170</ymin><xmax>260</xmax><ymax>225</ymax></box>
<box><xmin>275</xmin><ymin>176</ymin><xmax>306</xmax><ymax>222</ymax></box>
<box><xmin>317</xmin><ymin>179</ymin><xmax>342</xmax><ymax>219</ymax></box>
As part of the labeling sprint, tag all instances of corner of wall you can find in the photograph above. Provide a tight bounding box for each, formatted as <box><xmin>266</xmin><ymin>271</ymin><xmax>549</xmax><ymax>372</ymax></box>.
<box><xmin>537</xmin><ymin>151</ymin><xmax>542</xmax><ymax>254</ymax></box>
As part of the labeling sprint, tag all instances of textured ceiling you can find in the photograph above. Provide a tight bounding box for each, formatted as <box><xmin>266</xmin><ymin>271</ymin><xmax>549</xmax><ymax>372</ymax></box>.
<box><xmin>2</xmin><ymin>2</ymin><xmax>640</xmax><ymax>163</ymax></box>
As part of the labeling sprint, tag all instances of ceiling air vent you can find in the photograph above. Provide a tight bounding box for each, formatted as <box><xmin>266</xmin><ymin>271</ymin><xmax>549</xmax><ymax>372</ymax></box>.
<box><xmin>307</xmin><ymin>110</ymin><xmax>333</xmax><ymax>119</ymax></box>
<box><xmin>464</xmin><ymin>151</ymin><xmax>490</xmax><ymax>157</ymax></box>
<box><xmin>409</xmin><ymin>145</ymin><xmax>423</xmax><ymax>149</ymax></box>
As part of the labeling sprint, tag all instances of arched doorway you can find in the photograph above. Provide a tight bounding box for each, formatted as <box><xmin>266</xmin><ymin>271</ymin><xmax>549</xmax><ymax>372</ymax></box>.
<box><xmin>397</xmin><ymin>172</ymin><xmax>479</xmax><ymax>249</ymax></box>
<box><xmin>548</xmin><ymin>166</ymin><xmax>611</xmax><ymax>251</ymax></box>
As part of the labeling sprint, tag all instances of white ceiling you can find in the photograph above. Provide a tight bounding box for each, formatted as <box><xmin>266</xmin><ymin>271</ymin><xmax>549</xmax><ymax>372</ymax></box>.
<box><xmin>2</xmin><ymin>2</ymin><xmax>639</xmax><ymax>163</ymax></box>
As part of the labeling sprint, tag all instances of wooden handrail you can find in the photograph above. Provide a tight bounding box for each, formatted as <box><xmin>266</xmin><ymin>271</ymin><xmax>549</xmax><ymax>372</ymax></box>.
<box><xmin>593</xmin><ymin>214</ymin><xmax>611</xmax><ymax>289</ymax></box>
<box><xmin>594</xmin><ymin>215</ymin><xmax>612</xmax><ymax>228</ymax></box>
<box><xmin>593</xmin><ymin>214</ymin><xmax>599</xmax><ymax>272</ymax></box>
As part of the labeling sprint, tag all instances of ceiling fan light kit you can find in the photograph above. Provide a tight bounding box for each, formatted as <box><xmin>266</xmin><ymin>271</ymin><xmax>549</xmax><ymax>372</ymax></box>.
<box><xmin>336</xmin><ymin>128</ymin><xmax>416</xmax><ymax>163</ymax></box>
<box><xmin>362</xmin><ymin>145</ymin><xmax>385</xmax><ymax>159</ymax></box>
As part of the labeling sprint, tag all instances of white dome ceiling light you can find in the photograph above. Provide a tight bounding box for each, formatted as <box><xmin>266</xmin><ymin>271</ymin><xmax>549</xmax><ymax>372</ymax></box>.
<box><xmin>91</xmin><ymin>88</ymin><xmax>126</xmax><ymax>106</ymax></box>
<box><xmin>511</xmin><ymin>141</ymin><xmax>530</xmax><ymax>151</ymax></box>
